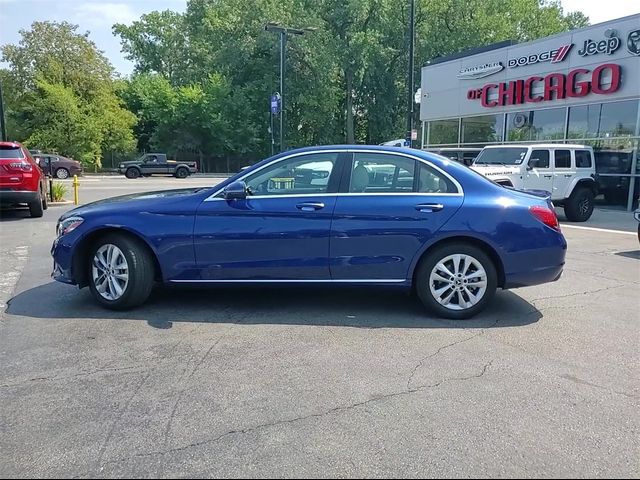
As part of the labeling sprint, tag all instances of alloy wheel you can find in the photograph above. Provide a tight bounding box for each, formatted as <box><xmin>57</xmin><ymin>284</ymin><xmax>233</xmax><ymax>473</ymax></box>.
<box><xmin>92</xmin><ymin>244</ymin><xmax>129</xmax><ymax>301</ymax></box>
<box><xmin>429</xmin><ymin>253</ymin><xmax>487</xmax><ymax>311</ymax></box>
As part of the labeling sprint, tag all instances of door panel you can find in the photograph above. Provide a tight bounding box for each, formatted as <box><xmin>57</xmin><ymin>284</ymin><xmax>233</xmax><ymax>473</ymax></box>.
<box><xmin>330</xmin><ymin>152</ymin><xmax>463</xmax><ymax>280</ymax></box>
<box><xmin>523</xmin><ymin>149</ymin><xmax>553</xmax><ymax>193</ymax></box>
<box><xmin>194</xmin><ymin>196</ymin><xmax>336</xmax><ymax>280</ymax></box>
<box><xmin>552</xmin><ymin>149</ymin><xmax>574</xmax><ymax>199</ymax></box>
<box><xmin>330</xmin><ymin>195</ymin><xmax>462</xmax><ymax>280</ymax></box>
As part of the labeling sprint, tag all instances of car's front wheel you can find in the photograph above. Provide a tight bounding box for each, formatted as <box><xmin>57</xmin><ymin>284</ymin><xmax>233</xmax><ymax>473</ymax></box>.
<box><xmin>175</xmin><ymin>167</ymin><xmax>188</xmax><ymax>178</ymax></box>
<box><xmin>125</xmin><ymin>168</ymin><xmax>141</xmax><ymax>179</ymax></box>
<box><xmin>88</xmin><ymin>234</ymin><xmax>155</xmax><ymax>310</ymax></box>
<box><xmin>415</xmin><ymin>243</ymin><xmax>497</xmax><ymax>320</ymax></box>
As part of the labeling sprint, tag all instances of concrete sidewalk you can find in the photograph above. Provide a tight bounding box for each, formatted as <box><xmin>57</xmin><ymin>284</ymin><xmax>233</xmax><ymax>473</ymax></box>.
<box><xmin>557</xmin><ymin>207</ymin><xmax>638</xmax><ymax>233</ymax></box>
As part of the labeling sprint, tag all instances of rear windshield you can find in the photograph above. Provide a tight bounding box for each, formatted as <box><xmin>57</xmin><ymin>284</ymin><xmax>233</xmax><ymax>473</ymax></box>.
<box><xmin>0</xmin><ymin>146</ymin><xmax>24</xmax><ymax>159</ymax></box>
<box><xmin>474</xmin><ymin>148</ymin><xmax>528</xmax><ymax>166</ymax></box>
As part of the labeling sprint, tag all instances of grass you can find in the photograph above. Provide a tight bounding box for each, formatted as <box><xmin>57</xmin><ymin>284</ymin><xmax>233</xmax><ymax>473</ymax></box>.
<box><xmin>51</xmin><ymin>182</ymin><xmax>69</xmax><ymax>202</ymax></box>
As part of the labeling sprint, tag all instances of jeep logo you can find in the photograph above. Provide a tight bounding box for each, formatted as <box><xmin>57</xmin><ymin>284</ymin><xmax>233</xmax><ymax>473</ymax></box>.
<box><xmin>578</xmin><ymin>29</ymin><xmax>621</xmax><ymax>57</ymax></box>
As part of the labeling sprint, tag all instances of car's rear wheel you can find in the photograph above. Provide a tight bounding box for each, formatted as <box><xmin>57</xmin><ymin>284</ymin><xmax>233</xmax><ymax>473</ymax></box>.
<box><xmin>125</xmin><ymin>168</ymin><xmax>140</xmax><ymax>179</ymax></box>
<box><xmin>41</xmin><ymin>186</ymin><xmax>48</xmax><ymax>210</ymax></box>
<box><xmin>564</xmin><ymin>187</ymin><xmax>594</xmax><ymax>222</ymax></box>
<box><xmin>88</xmin><ymin>234</ymin><xmax>155</xmax><ymax>310</ymax></box>
<box><xmin>175</xmin><ymin>167</ymin><xmax>188</xmax><ymax>179</ymax></box>
<box><xmin>55</xmin><ymin>168</ymin><xmax>70</xmax><ymax>179</ymax></box>
<box><xmin>415</xmin><ymin>243</ymin><xmax>497</xmax><ymax>320</ymax></box>
<box><xmin>28</xmin><ymin>190</ymin><xmax>44</xmax><ymax>218</ymax></box>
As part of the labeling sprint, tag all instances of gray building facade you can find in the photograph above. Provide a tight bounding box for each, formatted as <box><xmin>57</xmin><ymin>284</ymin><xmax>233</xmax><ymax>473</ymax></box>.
<box><xmin>420</xmin><ymin>14</ymin><xmax>640</xmax><ymax>210</ymax></box>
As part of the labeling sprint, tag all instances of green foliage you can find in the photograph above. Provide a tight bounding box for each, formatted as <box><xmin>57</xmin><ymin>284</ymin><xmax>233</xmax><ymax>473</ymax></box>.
<box><xmin>51</xmin><ymin>182</ymin><xmax>69</xmax><ymax>202</ymax></box>
<box><xmin>1</xmin><ymin>21</ymin><xmax>136</xmax><ymax>167</ymax></box>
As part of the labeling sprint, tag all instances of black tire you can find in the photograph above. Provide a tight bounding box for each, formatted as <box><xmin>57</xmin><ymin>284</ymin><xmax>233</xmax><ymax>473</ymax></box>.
<box><xmin>29</xmin><ymin>190</ymin><xmax>44</xmax><ymax>218</ymax></box>
<box><xmin>88</xmin><ymin>233</ymin><xmax>155</xmax><ymax>310</ymax></box>
<box><xmin>125</xmin><ymin>168</ymin><xmax>141</xmax><ymax>179</ymax></box>
<box><xmin>175</xmin><ymin>167</ymin><xmax>188</xmax><ymax>179</ymax></box>
<box><xmin>41</xmin><ymin>186</ymin><xmax>48</xmax><ymax>210</ymax></box>
<box><xmin>637</xmin><ymin>224</ymin><xmax>640</xmax><ymax>245</ymax></box>
<box><xmin>55</xmin><ymin>168</ymin><xmax>70</xmax><ymax>179</ymax></box>
<box><xmin>564</xmin><ymin>187</ymin><xmax>594</xmax><ymax>222</ymax></box>
<box><xmin>415</xmin><ymin>243</ymin><xmax>498</xmax><ymax>320</ymax></box>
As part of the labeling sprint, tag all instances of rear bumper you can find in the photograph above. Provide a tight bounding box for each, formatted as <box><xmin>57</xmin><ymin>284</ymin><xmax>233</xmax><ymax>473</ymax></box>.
<box><xmin>0</xmin><ymin>189</ymin><xmax>38</xmax><ymax>205</ymax></box>
<box><xmin>504</xmin><ymin>263</ymin><xmax>564</xmax><ymax>289</ymax></box>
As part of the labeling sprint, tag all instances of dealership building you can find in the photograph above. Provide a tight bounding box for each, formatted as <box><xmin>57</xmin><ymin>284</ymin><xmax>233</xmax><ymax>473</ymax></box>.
<box><xmin>420</xmin><ymin>14</ymin><xmax>640</xmax><ymax>210</ymax></box>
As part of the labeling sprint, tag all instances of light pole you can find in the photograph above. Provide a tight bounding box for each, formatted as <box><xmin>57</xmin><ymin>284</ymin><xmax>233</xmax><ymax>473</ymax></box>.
<box><xmin>0</xmin><ymin>80</ymin><xmax>7</xmax><ymax>142</ymax></box>
<box><xmin>264</xmin><ymin>23</ymin><xmax>312</xmax><ymax>152</ymax></box>
<box><xmin>406</xmin><ymin>0</ymin><xmax>416</xmax><ymax>148</ymax></box>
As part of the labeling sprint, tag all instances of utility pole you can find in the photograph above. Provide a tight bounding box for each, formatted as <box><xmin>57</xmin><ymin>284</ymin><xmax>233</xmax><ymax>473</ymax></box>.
<box><xmin>0</xmin><ymin>80</ymin><xmax>7</xmax><ymax>141</ymax></box>
<box><xmin>406</xmin><ymin>0</ymin><xmax>416</xmax><ymax>148</ymax></box>
<box><xmin>265</xmin><ymin>23</ymin><xmax>313</xmax><ymax>153</ymax></box>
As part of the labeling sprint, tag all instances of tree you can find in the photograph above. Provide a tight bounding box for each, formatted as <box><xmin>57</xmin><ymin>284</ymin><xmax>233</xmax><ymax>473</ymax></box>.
<box><xmin>113</xmin><ymin>11</ymin><xmax>189</xmax><ymax>85</ymax></box>
<box><xmin>1</xmin><ymin>21</ymin><xmax>136</xmax><ymax>167</ymax></box>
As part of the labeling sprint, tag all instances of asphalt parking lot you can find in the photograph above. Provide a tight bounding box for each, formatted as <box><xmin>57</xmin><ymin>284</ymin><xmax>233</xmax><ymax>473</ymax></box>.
<box><xmin>1</xmin><ymin>176</ymin><xmax>639</xmax><ymax>478</ymax></box>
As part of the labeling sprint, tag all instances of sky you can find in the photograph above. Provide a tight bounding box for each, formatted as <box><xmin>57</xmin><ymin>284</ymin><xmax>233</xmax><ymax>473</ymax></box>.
<box><xmin>0</xmin><ymin>0</ymin><xmax>638</xmax><ymax>76</ymax></box>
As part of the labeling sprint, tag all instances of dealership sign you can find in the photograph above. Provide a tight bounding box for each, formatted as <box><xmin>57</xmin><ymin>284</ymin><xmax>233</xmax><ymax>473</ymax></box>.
<box><xmin>457</xmin><ymin>62</ymin><xmax>504</xmax><ymax>79</ymax></box>
<box><xmin>508</xmin><ymin>44</ymin><xmax>572</xmax><ymax>68</ymax></box>
<box><xmin>467</xmin><ymin>63</ymin><xmax>621</xmax><ymax>107</ymax></box>
<box><xmin>578</xmin><ymin>29</ymin><xmax>621</xmax><ymax>57</ymax></box>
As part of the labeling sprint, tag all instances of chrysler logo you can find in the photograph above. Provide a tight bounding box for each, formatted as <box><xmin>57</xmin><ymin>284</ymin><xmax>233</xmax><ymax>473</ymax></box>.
<box><xmin>457</xmin><ymin>62</ymin><xmax>504</xmax><ymax>80</ymax></box>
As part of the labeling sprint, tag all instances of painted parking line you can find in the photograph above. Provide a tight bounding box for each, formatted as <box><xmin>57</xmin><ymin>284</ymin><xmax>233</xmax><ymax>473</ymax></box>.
<box><xmin>561</xmin><ymin>224</ymin><xmax>637</xmax><ymax>235</ymax></box>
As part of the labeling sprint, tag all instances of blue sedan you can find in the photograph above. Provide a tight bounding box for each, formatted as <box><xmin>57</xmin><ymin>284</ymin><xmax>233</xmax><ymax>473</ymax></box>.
<box><xmin>51</xmin><ymin>145</ymin><xmax>566</xmax><ymax>319</ymax></box>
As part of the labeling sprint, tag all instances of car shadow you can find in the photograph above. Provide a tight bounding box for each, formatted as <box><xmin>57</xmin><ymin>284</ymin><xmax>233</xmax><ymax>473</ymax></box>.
<box><xmin>6</xmin><ymin>282</ymin><xmax>542</xmax><ymax>330</ymax></box>
<box><xmin>615</xmin><ymin>250</ymin><xmax>640</xmax><ymax>260</ymax></box>
<box><xmin>0</xmin><ymin>207</ymin><xmax>32</xmax><ymax>221</ymax></box>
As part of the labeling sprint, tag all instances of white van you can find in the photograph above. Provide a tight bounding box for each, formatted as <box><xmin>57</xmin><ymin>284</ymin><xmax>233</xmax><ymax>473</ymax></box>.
<box><xmin>472</xmin><ymin>144</ymin><xmax>597</xmax><ymax>222</ymax></box>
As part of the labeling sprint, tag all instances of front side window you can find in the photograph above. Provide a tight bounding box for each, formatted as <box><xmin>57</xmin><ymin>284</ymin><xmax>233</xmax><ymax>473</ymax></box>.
<box><xmin>474</xmin><ymin>147</ymin><xmax>528</xmax><ymax>166</ymax></box>
<box><xmin>529</xmin><ymin>150</ymin><xmax>550</xmax><ymax>169</ymax></box>
<box><xmin>554</xmin><ymin>150</ymin><xmax>571</xmax><ymax>169</ymax></box>
<box><xmin>349</xmin><ymin>153</ymin><xmax>415</xmax><ymax>193</ymax></box>
<box><xmin>245</xmin><ymin>153</ymin><xmax>338</xmax><ymax>196</ymax></box>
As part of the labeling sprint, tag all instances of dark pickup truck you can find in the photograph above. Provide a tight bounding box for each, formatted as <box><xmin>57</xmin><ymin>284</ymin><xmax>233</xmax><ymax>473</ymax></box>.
<box><xmin>118</xmin><ymin>154</ymin><xmax>198</xmax><ymax>179</ymax></box>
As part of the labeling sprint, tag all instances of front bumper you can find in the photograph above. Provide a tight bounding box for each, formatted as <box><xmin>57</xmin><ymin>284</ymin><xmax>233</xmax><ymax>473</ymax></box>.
<box><xmin>51</xmin><ymin>236</ymin><xmax>77</xmax><ymax>285</ymax></box>
<box><xmin>0</xmin><ymin>189</ymin><xmax>39</xmax><ymax>205</ymax></box>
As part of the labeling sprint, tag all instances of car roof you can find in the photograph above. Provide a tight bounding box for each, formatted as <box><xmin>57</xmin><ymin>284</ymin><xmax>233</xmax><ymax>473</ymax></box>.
<box><xmin>482</xmin><ymin>144</ymin><xmax>591</xmax><ymax>149</ymax></box>
<box><xmin>0</xmin><ymin>141</ymin><xmax>22</xmax><ymax>148</ymax></box>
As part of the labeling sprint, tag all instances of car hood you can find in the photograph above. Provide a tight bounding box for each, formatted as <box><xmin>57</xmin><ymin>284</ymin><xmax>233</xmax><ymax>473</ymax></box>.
<box><xmin>59</xmin><ymin>188</ymin><xmax>209</xmax><ymax>220</ymax></box>
<box><xmin>471</xmin><ymin>165</ymin><xmax>522</xmax><ymax>177</ymax></box>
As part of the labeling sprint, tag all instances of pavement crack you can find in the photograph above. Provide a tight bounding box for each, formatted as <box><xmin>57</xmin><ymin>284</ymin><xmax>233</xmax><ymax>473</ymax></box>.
<box><xmin>94</xmin><ymin>360</ymin><xmax>493</xmax><ymax>473</ymax></box>
<box><xmin>529</xmin><ymin>284</ymin><xmax>626</xmax><ymax>304</ymax></box>
<box><xmin>559</xmin><ymin>373</ymin><xmax>638</xmax><ymax>400</ymax></box>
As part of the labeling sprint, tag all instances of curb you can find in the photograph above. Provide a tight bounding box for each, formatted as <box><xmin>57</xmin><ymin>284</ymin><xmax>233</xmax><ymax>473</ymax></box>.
<box><xmin>48</xmin><ymin>200</ymin><xmax>74</xmax><ymax>206</ymax></box>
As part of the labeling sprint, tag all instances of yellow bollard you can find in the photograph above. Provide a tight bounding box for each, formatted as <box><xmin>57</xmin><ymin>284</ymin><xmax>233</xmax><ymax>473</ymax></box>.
<box><xmin>73</xmin><ymin>174</ymin><xmax>79</xmax><ymax>205</ymax></box>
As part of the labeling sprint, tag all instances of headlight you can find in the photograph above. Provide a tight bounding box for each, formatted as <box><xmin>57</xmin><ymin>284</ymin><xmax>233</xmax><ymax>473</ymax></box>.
<box><xmin>119</xmin><ymin>164</ymin><xmax>125</xmax><ymax>168</ymax></box>
<box><xmin>57</xmin><ymin>216</ymin><xmax>84</xmax><ymax>237</ymax></box>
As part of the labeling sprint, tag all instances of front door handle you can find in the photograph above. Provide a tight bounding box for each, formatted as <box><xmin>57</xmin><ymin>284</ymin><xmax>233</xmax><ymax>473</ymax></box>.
<box><xmin>296</xmin><ymin>202</ymin><xmax>325</xmax><ymax>212</ymax></box>
<box><xmin>415</xmin><ymin>203</ymin><xmax>444</xmax><ymax>213</ymax></box>
<box><xmin>543</xmin><ymin>174</ymin><xmax>553</xmax><ymax>178</ymax></box>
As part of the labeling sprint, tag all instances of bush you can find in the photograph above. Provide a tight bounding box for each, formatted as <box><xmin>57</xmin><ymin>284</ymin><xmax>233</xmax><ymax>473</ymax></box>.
<box><xmin>51</xmin><ymin>182</ymin><xmax>69</xmax><ymax>202</ymax></box>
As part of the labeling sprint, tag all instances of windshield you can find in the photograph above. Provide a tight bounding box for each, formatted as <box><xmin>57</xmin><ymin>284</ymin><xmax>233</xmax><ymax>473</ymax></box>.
<box><xmin>474</xmin><ymin>148</ymin><xmax>528</xmax><ymax>166</ymax></box>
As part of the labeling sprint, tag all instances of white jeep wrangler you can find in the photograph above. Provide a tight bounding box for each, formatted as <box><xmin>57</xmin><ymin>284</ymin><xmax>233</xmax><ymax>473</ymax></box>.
<box><xmin>472</xmin><ymin>144</ymin><xmax>597</xmax><ymax>222</ymax></box>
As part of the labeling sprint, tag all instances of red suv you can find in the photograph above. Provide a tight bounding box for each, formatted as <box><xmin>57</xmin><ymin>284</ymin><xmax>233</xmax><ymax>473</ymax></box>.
<box><xmin>0</xmin><ymin>142</ymin><xmax>48</xmax><ymax>217</ymax></box>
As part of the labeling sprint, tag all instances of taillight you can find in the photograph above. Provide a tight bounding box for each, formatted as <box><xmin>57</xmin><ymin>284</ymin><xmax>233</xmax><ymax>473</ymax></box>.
<box><xmin>7</xmin><ymin>161</ymin><xmax>33</xmax><ymax>172</ymax></box>
<box><xmin>529</xmin><ymin>205</ymin><xmax>560</xmax><ymax>232</ymax></box>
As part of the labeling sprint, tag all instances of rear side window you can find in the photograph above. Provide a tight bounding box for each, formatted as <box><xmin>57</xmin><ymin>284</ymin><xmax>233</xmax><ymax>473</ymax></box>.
<box><xmin>417</xmin><ymin>163</ymin><xmax>458</xmax><ymax>193</ymax></box>
<box><xmin>555</xmin><ymin>150</ymin><xmax>571</xmax><ymax>168</ymax></box>
<box><xmin>349</xmin><ymin>153</ymin><xmax>415</xmax><ymax>193</ymax></box>
<box><xmin>575</xmin><ymin>150</ymin><xmax>592</xmax><ymax>168</ymax></box>
<box><xmin>0</xmin><ymin>146</ymin><xmax>25</xmax><ymax>159</ymax></box>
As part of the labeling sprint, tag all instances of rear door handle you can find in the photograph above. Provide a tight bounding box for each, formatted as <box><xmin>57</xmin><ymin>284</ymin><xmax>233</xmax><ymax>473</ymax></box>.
<box><xmin>296</xmin><ymin>202</ymin><xmax>325</xmax><ymax>212</ymax></box>
<box><xmin>543</xmin><ymin>175</ymin><xmax>553</xmax><ymax>178</ymax></box>
<box><xmin>564</xmin><ymin>174</ymin><xmax>572</xmax><ymax>178</ymax></box>
<box><xmin>415</xmin><ymin>203</ymin><xmax>444</xmax><ymax>213</ymax></box>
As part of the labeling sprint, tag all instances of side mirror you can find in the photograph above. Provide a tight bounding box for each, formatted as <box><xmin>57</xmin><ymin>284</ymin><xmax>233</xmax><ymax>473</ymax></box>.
<box><xmin>527</xmin><ymin>158</ymin><xmax>538</xmax><ymax>170</ymax></box>
<box><xmin>223</xmin><ymin>180</ymin><xmax>247</xmax><ymax>200</ymax></box>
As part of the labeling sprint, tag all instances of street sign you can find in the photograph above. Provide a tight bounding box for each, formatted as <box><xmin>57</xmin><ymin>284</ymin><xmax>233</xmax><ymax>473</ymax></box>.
<box><xmin>270</xmin><ymin>94</ymin><xmax>281</xmax><ymax>114</ymax></box>
<box><xmin>414</xmin><ymin>87</ymin><xmax>421</xmax><ymax>104</ymax></box>
<box><xmin>411</xmin><ymin>129</ymin><xmax>418</xmax><ymax>140</ymax></box>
